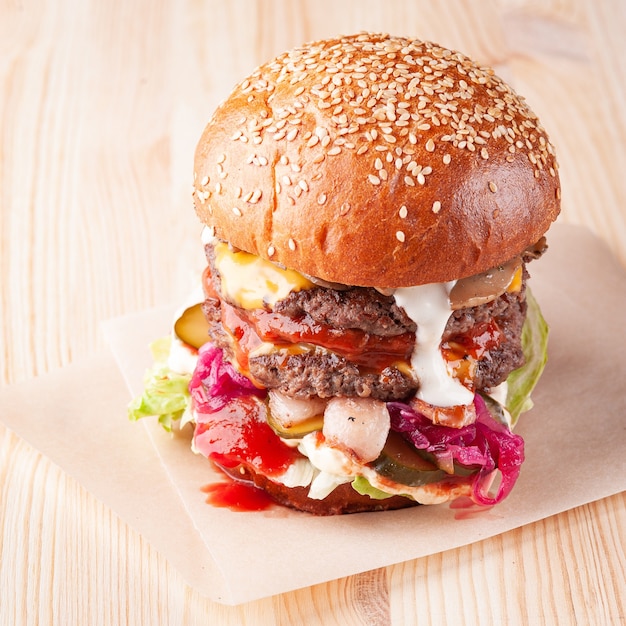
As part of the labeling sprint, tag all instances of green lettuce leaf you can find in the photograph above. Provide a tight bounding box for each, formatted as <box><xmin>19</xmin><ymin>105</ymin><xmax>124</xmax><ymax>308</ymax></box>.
<box><xmin>127</xmin><ymin>337</ymin><xmax>192</xmax><ymax>431</ymax></box>
<box><xmin>506</xmin><ymin>288</ymin><xmax>549</xmax><ymax>424</ymax></box>
<box><xmin>351</xmin><ymin>475</ymin><xmax>397</xmax><ymax>500</ymax></box>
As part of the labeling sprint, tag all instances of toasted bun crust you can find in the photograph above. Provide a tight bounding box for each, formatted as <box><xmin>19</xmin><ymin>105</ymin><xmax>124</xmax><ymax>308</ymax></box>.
<box><xmin>193</xmin><ymin>33</ymin><xmax>560</xmax><ymax>288</ymax></box>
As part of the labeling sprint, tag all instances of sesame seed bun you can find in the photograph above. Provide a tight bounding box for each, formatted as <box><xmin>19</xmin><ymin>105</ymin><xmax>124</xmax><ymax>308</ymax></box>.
<box><xmin>192</xmin><ymin>32</ymin><xmax>560</xmax><ymax>288</ymax></box>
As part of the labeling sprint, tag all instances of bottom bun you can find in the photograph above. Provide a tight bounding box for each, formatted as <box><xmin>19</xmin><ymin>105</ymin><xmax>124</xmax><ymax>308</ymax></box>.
<box><xmin>251</xmin><ymin>473</ymin><xmax>418</xmax><ymax>516</ymax></box>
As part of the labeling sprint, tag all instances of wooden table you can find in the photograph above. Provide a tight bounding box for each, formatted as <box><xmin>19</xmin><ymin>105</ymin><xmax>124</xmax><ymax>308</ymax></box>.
<box><xmin>2</xmin><ymin>1</ymin><xmax>624</xmax><ymax>623</ymax></box>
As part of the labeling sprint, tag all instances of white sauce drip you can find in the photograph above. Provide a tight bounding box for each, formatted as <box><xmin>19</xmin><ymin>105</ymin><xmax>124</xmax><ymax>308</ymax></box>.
<box><xmin>167</xmin><ymin>335</ymin><xmax>198</xmax><ymax>375</ymax></box>
<box><xmin>298</xmin><ymin>435</ymin><xmax>353</xmax><ymax>499</ymax></box>
<box><xmin>394</xmin><ymin>282</ymin><xmax>474</xmax><ymax>407</ymax></box>
<box><xmin>201</xmin><ymin>225</ymin><xmax>216</xmax><ymax>245</ymax></box>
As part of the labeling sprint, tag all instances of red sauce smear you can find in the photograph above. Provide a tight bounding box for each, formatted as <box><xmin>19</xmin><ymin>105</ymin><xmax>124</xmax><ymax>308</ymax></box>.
<box><xmin>201</xmin><ymin>481</ymin><xmax>274</xmax><ymax>512</ymax></box>
<box><xmin>441</xmin><ymin>320</ymin><xmax>503</xmax><ymax>387</ymax></box>
<box><xmin>443</xmin><ymin>320</ymin><xmax>503</xmax><ymax>360</ymax></box>
<box><xmin>221</xmin><ymin>299</ymin><xmax>414</xmax><ymax>372</ymax></box>
<box><xmin>193</xmin><ymin>395</ymin><xmax>301</xmax><ymax>477</ymax></box>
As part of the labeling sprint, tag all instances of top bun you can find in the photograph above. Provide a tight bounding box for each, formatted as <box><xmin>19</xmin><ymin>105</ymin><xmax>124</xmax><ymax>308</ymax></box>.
<box><xmin>193</xmin><ymin>33</ymin><xmax>560</xmax><ymax>288</ymax></box>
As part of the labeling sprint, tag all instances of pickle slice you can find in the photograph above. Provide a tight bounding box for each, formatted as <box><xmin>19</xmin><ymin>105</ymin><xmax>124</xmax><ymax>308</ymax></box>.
<box><xmin>266</xmin><ymin>412</ymin><xmax>324</xmax><ymax>439</ymax></box>
<box><xmin>174</xmin><ymin>303</ymin><xmax>210</xmax><ymax>350</ymax></box>
<box><xmin>371</xmin><ymin>432</ymin><xmax>448</xmax><ymax>486</ymax></box>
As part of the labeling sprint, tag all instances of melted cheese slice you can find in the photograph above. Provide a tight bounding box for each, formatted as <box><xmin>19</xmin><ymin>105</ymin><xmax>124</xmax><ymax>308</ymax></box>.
<box><xmin>214</xmin><ymin>242</ymin><xmax>314</xmax><ymax>309</ymax></box>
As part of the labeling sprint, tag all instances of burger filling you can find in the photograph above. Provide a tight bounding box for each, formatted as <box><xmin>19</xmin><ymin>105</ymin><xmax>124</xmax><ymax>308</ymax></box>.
<box><xmin>129</xmin><ymin>235</ymin><xmax>549</xmax><ymax>510</ymax></box>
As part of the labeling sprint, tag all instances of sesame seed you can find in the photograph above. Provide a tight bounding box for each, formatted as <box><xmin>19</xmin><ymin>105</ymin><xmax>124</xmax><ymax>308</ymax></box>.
<box><xmin>267</xmin><ymin>244</ymin><xmax>275</xmax><ymax>257</ymax></box>
<box><xmin>232</xmin><ymin>207</ymin><xmax>242</xmax><ymax>216</ymax></box>
<box><xmin>488</xmin><ymin>181</ymin><xmax>498</xmax><ymax>193</ymax></box>
<box><xmin>317</xmin><ymin>193</ymin><xmax>327</xmax><ymax>205</ymax></box>
<box><xmin>248</xmin><ymin>189</ymin><xmax>262</xmax><ymax>203</ymax></box>
<box><xmin>396</xmin><ymin>230</ymin><xmax>406</xmax><ymax>242</ymax></box>
<box><xmin>399</xmin><ymin>205</ymin><xmax>408</xmax><ymax>218</ymax></box>
<box><xmin>224</xmin><ymin>34</ymin><xmax>558</xmax><ymax>207</ymax></box>
<box><xmin>432</xmin><ymin>200</ymin><xmax>441</xmax><ymax>213</ymax></box>
<box><xmin>201</xmin><ymin>176</ymin><xmax>209</xmax><ymax>185</ymax></box>
<box><xmin>217</xmin><ymin>153</ymin><xmax>226</xmax><ymax>164</ymax></box>
<box><xmin>288</xmin><ymin>238</ymin><xmax>296</xmax><ymax>251</ymax></box>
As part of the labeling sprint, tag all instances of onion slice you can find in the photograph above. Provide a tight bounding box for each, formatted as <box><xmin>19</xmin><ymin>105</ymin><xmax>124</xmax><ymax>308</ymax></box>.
<box><xmin>268</xmin><ymin>390</ymin><xmax>327</xmax><ymax>429</ymax></box>
<box><xmin>322</xmin><ymin>397</ymin><xmax>390</xmax><ymax>462</ymax></box>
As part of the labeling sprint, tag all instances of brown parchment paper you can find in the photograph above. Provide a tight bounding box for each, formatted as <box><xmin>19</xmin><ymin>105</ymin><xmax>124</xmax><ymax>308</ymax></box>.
<box><xmin>2</xmin><ymin>224</ymin><xmax>625</xmax><ymax>605</ymax></box>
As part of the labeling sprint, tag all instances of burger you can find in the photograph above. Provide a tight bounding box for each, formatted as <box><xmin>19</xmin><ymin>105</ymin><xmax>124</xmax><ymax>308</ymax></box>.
<box><xmin>130</xmin><ymin>33</ymin><xmax>560</xmax><ymax>515</ymax></box>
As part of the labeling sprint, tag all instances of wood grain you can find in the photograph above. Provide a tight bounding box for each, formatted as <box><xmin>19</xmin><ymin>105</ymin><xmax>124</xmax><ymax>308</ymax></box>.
<box><xmin>1</xmin><ymin>0</ymin><xmax>624</xmax><ymax>623</ymax></box>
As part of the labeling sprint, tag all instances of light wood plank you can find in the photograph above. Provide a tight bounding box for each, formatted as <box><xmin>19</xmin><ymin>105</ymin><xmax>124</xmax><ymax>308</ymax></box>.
<box><xmin>1</xmin><ymin>0</ymin><xmax>624</xmax><ymax>623</ymax></box>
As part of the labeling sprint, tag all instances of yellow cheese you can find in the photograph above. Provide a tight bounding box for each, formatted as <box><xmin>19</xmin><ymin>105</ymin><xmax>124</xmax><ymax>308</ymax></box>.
<box><xmin>214</xmin><ymin>242</ymin><xmax>315</xmax><ymax>309</ymax></box>
<box><xmin>507</xmin><ymin>266</ymin><xmax>523</xmax><ymax>293</ymax></box>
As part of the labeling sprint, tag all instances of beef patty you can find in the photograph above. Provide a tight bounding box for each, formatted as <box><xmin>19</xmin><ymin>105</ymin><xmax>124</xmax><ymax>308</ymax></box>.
<box><xmin>201</xmin><ymin>244</ymin><xmax>535</xmax><ymax>401</ymax></box>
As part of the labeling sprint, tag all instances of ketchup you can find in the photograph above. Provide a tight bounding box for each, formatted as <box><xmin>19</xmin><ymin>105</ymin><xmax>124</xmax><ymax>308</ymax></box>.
<box><xmin>441</xmin><ymin>320</ymin><xmax>503</xmax><ymax>387</ymax></box>
<box><xmin>221</xmin><ymin>299</ymin><xmax>414</xmax><ymax>372</ymax></box>
<box><xmin>201</xmin><ymin>481</ymin><xmax>274</xmax><ymax>512</ymax></box>
<box><xmin>443</xmin><ymin>320</ymin><xmax>503</xmax><ymax>360</ymax></box>
<box><xmin>193</xmin><ymin>395</ymin><xmax>301</xmax><ymax>476</ymax></box>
